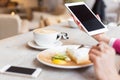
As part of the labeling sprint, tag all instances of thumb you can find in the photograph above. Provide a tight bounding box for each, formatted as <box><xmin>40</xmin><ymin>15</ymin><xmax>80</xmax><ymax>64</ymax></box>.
<box><xmin>96</xmin><ymin>14</ymin><xmax>101</xmax><ymax>21</ymax></box>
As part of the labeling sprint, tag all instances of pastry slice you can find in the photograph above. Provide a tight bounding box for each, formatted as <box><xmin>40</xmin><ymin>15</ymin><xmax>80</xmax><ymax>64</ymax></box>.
<box><xmin>66</xmin><ymin>48</ymin><xmax>91</xmax><ymax>64</ymax></box>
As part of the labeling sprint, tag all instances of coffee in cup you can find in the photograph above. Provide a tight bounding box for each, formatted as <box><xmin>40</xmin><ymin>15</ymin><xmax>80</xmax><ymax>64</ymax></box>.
<box><xmin>33</xmin><ymin>29</ymin><xmax>61</xmax><ymax>47</ymax></box>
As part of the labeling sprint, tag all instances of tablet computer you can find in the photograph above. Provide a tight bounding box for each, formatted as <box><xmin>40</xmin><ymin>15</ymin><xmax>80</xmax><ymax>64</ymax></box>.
<box><xmin>65</xmin><ymin>2</ymin><xmax>108</xmax><ymax>35</ymax></box>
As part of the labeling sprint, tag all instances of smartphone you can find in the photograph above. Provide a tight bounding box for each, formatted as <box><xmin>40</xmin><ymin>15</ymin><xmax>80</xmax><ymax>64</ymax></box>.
<box><xmin>65</xmin><ymin>2</ymin><xmax>108</xmax><ymax>35</ymax></box>
<box><xmin>0</xmin><ymin>65</ymin><xmax>42</xmax><ymax>78</ymax></box>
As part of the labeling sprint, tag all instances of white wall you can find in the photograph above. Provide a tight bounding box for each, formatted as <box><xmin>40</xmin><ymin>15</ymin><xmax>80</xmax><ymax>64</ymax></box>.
<box><xmin>11</xmin><ymin>0</ymin><xmax>38</xmax><ymax>8</ymax></box>
<box><xmin>104</xmin><ymin>0</ymin><xmax>119</xmax><ymax>13</ymax></box>
<box><xmin>85</xmin><ymin>0</ymin><xmax>95</xmax><ymax>9</ymax></box>
<box><xmin>85</xmin><ymin>0</ymin><xmax>119</xmax><ymax>13</ymax></box>
<box><xmin>11</xmin><ymin>0</ymin><xmax>119</xmax><ymax>13</ymax></box>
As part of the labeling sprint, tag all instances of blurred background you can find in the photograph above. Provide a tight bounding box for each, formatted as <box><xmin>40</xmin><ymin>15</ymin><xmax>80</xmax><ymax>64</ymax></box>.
<box><xmin>0</xmin><ymin>0</ymin><xmax>120</xmax><ymax>39</ymax></box>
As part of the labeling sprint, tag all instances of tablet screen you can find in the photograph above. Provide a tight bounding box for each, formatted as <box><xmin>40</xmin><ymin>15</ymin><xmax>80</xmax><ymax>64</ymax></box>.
<box><xmin>6</xmin><ymin>66</ymin><xmax>36</xmax><ymax>75</ymax></box>
<box><xmin>68</xmin><ymin>4</ymin><xmax>105</xmax><ymax>32</ymax></box>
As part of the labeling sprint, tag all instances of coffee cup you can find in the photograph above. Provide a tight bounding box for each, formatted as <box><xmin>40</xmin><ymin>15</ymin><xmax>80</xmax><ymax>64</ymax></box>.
<box><xmin>68</xmin><ymin>18</ymin><xmax>78</xmax><ymax>28</ymax></box>
<box><xmin>33</xmin><ymin>29</ymin><xmax>61</xmax><ymax>47</ymax></box>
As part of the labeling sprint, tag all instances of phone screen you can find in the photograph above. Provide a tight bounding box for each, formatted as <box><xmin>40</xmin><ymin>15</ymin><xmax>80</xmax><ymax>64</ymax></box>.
<box><xmin>68</xmin><ymin>4</ymin><xmax>105</xmax><ymax>31</ymax></box>
<box><xmin>6</xmin><ymin>66</ymin><xmax>36</xmax><ymax>75</ymax></box>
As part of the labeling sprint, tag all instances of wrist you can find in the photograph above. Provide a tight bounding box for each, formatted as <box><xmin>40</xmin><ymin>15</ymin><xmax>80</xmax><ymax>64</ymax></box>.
<box><xmin>101</xmin><ymin>36</ymin><xmax>110</xmax><ymax>44</ymax></box>
<box><xmin>93</xmin><ymin>34</ymin><xmax>110</xmax><ymax>44</ymax></box>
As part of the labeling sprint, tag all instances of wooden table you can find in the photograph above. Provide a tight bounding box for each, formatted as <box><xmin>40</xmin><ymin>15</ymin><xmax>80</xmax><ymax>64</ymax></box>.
<box><xmin>0</xmin><ymin>22</ymin><xmax>120</xmax><ymax>80</ymax></box>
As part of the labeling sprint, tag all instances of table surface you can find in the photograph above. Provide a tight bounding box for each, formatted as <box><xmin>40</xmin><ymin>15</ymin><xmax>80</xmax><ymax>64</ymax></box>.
<box><xmin>0</xmin><ymin>22</ymin><xmax>120</xmax><ymax>80</ymax></box>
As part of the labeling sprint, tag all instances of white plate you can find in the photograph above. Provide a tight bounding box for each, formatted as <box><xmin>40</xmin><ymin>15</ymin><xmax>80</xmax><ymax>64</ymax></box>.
<box><xmin>27</xmin><ymin>40</ymin><xmax>63</xmax><ymax>50</ymax></box>
<box><xmin>37</xmin><ymin>45</ymin><xmax>92</xmax><ymax>69</ymax></box>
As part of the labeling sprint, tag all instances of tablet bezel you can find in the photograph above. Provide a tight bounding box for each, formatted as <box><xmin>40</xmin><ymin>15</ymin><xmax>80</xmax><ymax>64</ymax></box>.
<box><xmin>65</xmin><ymin>2</ymin><xmax>108</xmax><ymax>35</ymax></box>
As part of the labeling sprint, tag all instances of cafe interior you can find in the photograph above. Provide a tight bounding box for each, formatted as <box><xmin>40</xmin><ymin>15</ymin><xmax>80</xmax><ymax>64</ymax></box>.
<box><xmin>0</xmin><ymin>0</ymin><xmax>120</xmax><ymax>39</ymax></box>
<box><xmin>0</xmin><ymin>0</ymin><xmax>120</xmax><ymax>80</ymax></box>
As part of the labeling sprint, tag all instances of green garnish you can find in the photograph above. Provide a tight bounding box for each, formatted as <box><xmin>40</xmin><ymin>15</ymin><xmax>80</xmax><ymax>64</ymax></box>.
<box><xmin>52</xmin><ymin>54</ymin><xmax>71</xmax><ymax>61</ymax></box>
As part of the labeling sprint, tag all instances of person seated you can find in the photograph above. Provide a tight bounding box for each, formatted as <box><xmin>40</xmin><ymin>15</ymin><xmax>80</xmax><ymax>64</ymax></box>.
<box><xmin>92</xmin><ymin>0</ymin><xmax>106</xmax><ymax>22</ymax></box>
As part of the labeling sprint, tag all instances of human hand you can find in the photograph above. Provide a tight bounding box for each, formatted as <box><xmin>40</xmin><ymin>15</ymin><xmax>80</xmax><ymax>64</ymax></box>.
<box><xmin>71</xmin><ymin>14</ymin><xmax>84</xmax><ymax>31</ymax></box>
<box><xmin>89</xmin><ymin>42</ymin><xmax>120</xmax><ymax>80</ymax></box>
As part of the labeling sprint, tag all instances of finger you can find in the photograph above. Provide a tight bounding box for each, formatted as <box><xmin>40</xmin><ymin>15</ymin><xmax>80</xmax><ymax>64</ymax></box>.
<box><xmin>70</xmin><ymin>14</ymin><xmax>75</xmax><ymax>21</ymax></box>
<box><xmin>97</xmin><ymin>43</ymin><xmax>104</xmax><ymax>51</ymax></box>
<box><xmin>76</xmin><ymin>20</ymin><xmax>81</xmax><ymax>26</ymax></box>
<box><xmin>70</xmin><ymin>14</ymin><xmax>86</xmax><ymax>31</ymax></box>
<box><xmin>96</xmin><ymin>14</ymin><xmax>101</xmax><ymax>21</ymax></box>
<box><xmin>90</xmin><ymin>45</ymin><xmax>100</xmax><ymax>51</ymax></box>
<box><xmin>89</xmin><ymin>53</ymin><xmax>98</xmax><ymax>63</ymax></box>
<box><xmin>73</xmin><ymin>17</ymin><xmax>81</xmax><ymax>25</ymax></box>
<box><xmin>89</xmin><ymin>48</ymin><xmax>101</xmax><ymax>56</ymax></box>
<box><xmin>97</xmin><ymin>42</ymin><xmax>109</xmax><ymax>52</ymax></box>
<box><xmin>71</xmin><ymin>14</ymin><xmax>81</xmax><ymax>26</ymax></box>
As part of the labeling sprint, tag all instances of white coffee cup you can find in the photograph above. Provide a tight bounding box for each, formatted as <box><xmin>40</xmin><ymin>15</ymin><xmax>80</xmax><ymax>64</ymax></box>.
<box><xmin>68</xmin><ymin>18</ymin><xmax>78</xmax><ymax>28</ymax></box>
<box><xmin>33</xmin><ymin>29</ymin><xmax>61</xmax><ymax>47</ymax></box>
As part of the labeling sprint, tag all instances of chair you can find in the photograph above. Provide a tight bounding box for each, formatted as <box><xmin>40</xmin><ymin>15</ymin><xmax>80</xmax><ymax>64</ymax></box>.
<box><xmin>0</xmin><ymin>14</ymin><xmax>29</xmax><ymax>39</ymax></box>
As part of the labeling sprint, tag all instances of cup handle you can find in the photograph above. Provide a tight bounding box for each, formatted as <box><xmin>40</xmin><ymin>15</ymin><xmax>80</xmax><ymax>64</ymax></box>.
<box><xmin>61</xmin><ymin>32</ymin><xmax>69</xmax><ymax>40</ymax></box>
<box><xmin>56</xmin><ymin>34</ymin><xmax>62</xmax><ymax>41</ymax></box>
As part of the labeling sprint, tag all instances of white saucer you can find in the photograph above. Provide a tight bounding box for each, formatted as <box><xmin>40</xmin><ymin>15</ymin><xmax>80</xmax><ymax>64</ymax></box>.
<box><xmin>27</xmin><ymin>40</ymin><xmax>63</xmax><ymax>50</ymax></box>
